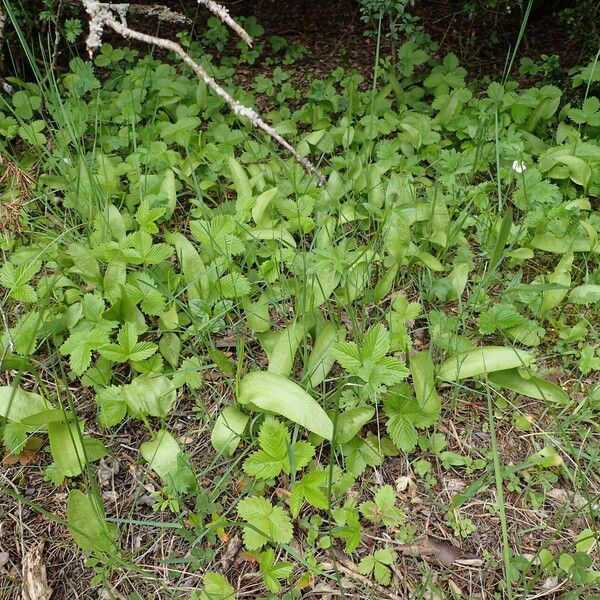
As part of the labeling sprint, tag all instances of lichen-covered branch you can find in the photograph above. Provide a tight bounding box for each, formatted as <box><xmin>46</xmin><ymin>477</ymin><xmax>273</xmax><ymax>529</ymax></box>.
<box><xmin>80</xmin><ymin>1</ymin><xmax>324</xmax><ymax>185</ymax></box>
<box><xmin>197</xmin><ymin>0</ymin><xmax>253</xmax><ymax>47</ymax></box>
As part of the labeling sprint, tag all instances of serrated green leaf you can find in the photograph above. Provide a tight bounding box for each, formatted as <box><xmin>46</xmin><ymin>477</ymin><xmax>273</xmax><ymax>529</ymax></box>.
<box><xmin>199</xmin><ymin>572</ymin><xmax>235</xmax><ymax>600</ymax></box>
<box><xmin>237</xmin><ymin>496</ymin><xmax>293</xmax><ymax>550</ymax></box>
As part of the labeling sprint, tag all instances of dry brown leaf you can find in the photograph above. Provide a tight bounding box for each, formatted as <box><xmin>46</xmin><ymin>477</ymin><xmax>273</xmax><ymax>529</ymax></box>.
<box><xmin>2</xmin><ymin>449</ymin><xmax>37</xmax><ymax>467</ymax></box>
<box><xmin>397</xmin><ymin>536</ymin><xmax>463</xmax><ymax>566</ymax></box>
<box><xmin>22</xmin><ymin>541</ymin><xmax>52</xmax><ymax>600</ymax></box>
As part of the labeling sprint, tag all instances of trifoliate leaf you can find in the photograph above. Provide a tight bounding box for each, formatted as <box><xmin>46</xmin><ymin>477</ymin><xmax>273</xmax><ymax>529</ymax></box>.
<box><xmin>290</xmin><ymin>470</ymin><xmax>329</xmax><ymax>517</ymax></box>
<box><xmin>199</xmin><ymin>572</ymin><xmax>235</xmax><ymax>600</ymax></box>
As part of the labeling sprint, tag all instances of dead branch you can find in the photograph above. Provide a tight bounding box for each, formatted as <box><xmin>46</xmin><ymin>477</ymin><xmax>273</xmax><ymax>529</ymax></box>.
<box><xmin>198</xmin><ymin>0</ymin><xmax>253</xmax><ymax>47</ymax></box>
<box><xmin>80</xmin><ymin>1</ymin><xmax>325</xmax><ymax>185</ymax></box>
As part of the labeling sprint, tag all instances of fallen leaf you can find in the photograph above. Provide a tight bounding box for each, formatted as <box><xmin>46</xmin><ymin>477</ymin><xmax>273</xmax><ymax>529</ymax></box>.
<box><xmin>426</xmin><ymin>537</ymin><xmax>463</xmax><ymax>566</ymax></box>
<box><xmin>398</xmin><ymin>536</ymin><xmax>463</xmax><ymax>566</ymax></box>
<box><xmin>22</xmin><ymin>541</ymin><xmax>52</xmax><ymax>600</ymax></box>
<box><xmin>2</xmin><ymin>449</ymin><xmax>37</xmax><ymax>467</ymax></box>
<box><xmin>239</xmin><ymin>551</ymin><xmax>258</xmax><ymax>563</ymax></box>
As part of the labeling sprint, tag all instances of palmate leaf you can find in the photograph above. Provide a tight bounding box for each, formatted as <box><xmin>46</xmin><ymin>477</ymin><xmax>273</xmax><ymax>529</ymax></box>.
<box><xmin>0</xmin><ymin>260</ymin><xmax>42</xmax><ymax>303</ymax></box>
<box><xmin>332</xmin><ymin>341</ymin><xmax>362</xmax><ymax>372</ymax></box>
<box><xmin>59</xmin><ymin>321</ymin><xmax>115</xmax><ymax>375</ymax></box>
<box><xmin>568</xmin><ymin>96</ymin><xmax>600</xmax><ymax>126</ymax></box>
<box><xmin>333</xmin><ymin>325</ymin><xmax>408</xmax><ymax>391</ymax></box>
<box><xmin>259</xmin><ymin>548</ymin><xmax>293</xmax><ymax>594</ymax></box>
<box><xmin>358</xmin><ymin>548</ymin><xmax>397</xmax><ymax>586</ymax></box>
<box><xmin>237</xmin><ymin>496</ymin><xmax>293</xmax><ymax>550</ymax></box>
<box><xmin>98</xmin><ymin>322</ymin><xmax>157</xmax><ymax>363</ymax></box>
<box><xmin>199</xmin><ymin>573</ymin><xmax>235</xmax><ymax>600</ymax></box>
<box><xmin>383</xmin><ymin>386</ymin><xmax>435</xmax><ymax>453</ymax></box>
<box><xmin>360</xmin><ymin>485</ymin><xmax>405</xmax><ymax>528</ymax></box>
<box><xmin>243</xmin><ymin>417</ymin><xmax>314</xmax><ymax>479</ymax></box>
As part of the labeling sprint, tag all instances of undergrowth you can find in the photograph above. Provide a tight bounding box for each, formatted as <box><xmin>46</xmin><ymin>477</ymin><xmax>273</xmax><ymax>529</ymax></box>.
<box><xmin>0</xmin><ymin>8</ymin><xmax>599</xmax><ymax>600</ymax></box>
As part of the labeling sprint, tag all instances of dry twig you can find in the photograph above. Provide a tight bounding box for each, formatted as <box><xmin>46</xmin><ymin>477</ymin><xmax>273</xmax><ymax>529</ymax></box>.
<box><xmin>80</xmin><ymin>1</ymin><xmax>324</xmax><ymax>185</ymax></box>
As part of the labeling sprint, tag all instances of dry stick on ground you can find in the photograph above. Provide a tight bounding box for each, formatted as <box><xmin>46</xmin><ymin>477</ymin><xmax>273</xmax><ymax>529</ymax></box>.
<box><xmin>80</xmin><ymin>1</ymin><xmax>325</xmax><ymax>185</ymax></box>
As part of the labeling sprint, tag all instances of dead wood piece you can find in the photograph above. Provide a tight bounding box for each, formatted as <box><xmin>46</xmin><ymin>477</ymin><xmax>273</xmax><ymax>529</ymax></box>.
<box><xmin>22</xmin><ymin>541</ymin><xmax>52</xmax><ymax>600</ymax></box>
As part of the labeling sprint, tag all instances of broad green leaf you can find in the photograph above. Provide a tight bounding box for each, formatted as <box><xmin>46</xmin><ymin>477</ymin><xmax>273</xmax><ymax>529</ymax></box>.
<box><xmin>160</xmin><ymin>169</ymin><xmax>177</xmax><ymax>219</ymax></box>
<box><xmin>211</xmin><ymin>406</ymin><xmax>249</xmax><ymax>457</ymax></box>
<box><xmin>244</xmin><ymin>227</ymin><xmax>296</xmax><ymax>248</ymax></box>
<box><xmin>555</xmin><ymin>155</ymin><xmax>592</xmax><ymax>189</ymax></box>
<box><xmin>0</xmin><ymin>386</ymin><xmax>50</xmax><ymax>422</ymax></box>
<box><xmin>252</xmin><ymin>188</ymin><xmax>278</xmax><ymax>226</ymax></box>
<box><xmin>237</xmin><ymin>371</ymin><xmax>333</xmax><ymax>440</ymax></box>
<box><xmin>21</xmin><ymin>409</ymin><xmax>74</xmax><ymax>427</ymax></box>
<box><xmin>237</xmin><ymin>496</ymin><xmax>293</xmax><ymax>550</ymax></box>
<box><xmin>228</xmin><ymin>156</ymin><xmax>252</xmax><ymax>204</ymax></box>
<box><xmin>569</xmin><ymin>284</ymin><xmax>600</xmax><ymax>305</ymax></box>
<box><xmin>121</xmin><ymin>376</ymin><xmax>176</xmax><ymax>418</ymax></box>
<box><xmin>410</xmin><ymin>351</ymin><xmax>441</xmax><ymax>418</ymax></box>
<box><xmin>334</xmin><ymin>406</ymin><xmax>375</xmax><ymax>444</ymax></box>
<box><xmin>438</xmin><ymin>346</ymin><xmax>534</xmax><ymax>381</ymax></box>
<box><xmin>244</xmin><ymin>294</ymin><xmax>271</xmax><ymax>333</ymax></box>
<box><xmin>166</xmin><ymin>232</ymin><xmax>209</xmax><ymax>301</ymax></box>
<box><xmin>96</xmin><ymin>386</ymin><xmax>127</xmax><ymax>427</ymax></box>
<box><xmin>48</xmin><ymin>421</ymin><xmax>107</xmax><ymax>477</ymax></box>
<box><xmin>67</xmin><ymin>490</ymin><xmax>119</xmax><ymax>554</ymax></box>
<box><xmin>541</xmin><ymin>257</ymin><xmax>572</xmax><ymax>313</ymax></box>
<box><xmin>261</xmin><ymin>321</ymin><xmax>307</xmax><ymax>377</ymax></box>
<box><xmin>140</xmin><ymin>429</ymin><xmax>181</xmax><ymax>480</ymax></box>
<box><xmin>305</xmin><ymin>323</ymin><xmax>343</xmax><ymax>387</ymax></box>
<box><xmin>488</xmin><ymin>369</ymin><xmax>569</xmax><ymax>404</ymax></box>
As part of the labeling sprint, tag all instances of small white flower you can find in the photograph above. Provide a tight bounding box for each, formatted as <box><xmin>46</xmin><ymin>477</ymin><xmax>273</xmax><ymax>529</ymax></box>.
<box><xmin>512</xmin><ymin>160</ymin><xmax>527</xmax><ymax>174</ymax></box>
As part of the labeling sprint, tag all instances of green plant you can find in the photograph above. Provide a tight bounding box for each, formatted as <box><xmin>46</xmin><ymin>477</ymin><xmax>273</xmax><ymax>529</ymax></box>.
<box><xmin>359</xmin><ymin>0</ymin><xmax>422</xmax><ymax>42</ymax></box>
<box><xmin>1</xmin><ymin>13</ymin><xmax>599</xmax><ymax>598</ymax></box>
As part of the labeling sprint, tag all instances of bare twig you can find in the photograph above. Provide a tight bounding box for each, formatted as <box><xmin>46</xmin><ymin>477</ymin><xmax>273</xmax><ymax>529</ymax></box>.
<box><xmin>197</xmin><ymin>0</ymin><xmax>253</xmax><ymax>47</ymax></box>
<box><xmin>80</xmin><ymin>1</ymin><xmax>324</xmax><ymax>185</ymax></box>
